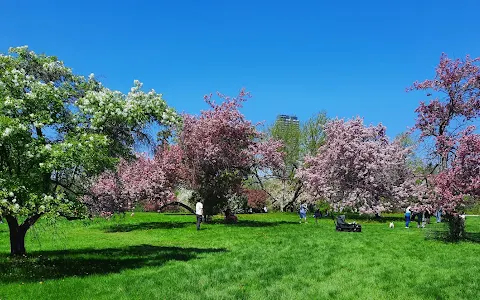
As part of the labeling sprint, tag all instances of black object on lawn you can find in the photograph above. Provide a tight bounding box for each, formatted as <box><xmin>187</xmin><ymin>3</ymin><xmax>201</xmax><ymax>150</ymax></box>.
<box><xmin>335</xmin><ymin>215</ymin><xmax>362</xmax><ymax>232</ymax></box>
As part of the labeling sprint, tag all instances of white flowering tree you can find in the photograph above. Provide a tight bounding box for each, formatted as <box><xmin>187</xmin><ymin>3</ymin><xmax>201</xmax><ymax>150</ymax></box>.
<box><xmin>0</xmin><ymin>46</ymin><xmax>179</xmax><ymax>255</ymax></box>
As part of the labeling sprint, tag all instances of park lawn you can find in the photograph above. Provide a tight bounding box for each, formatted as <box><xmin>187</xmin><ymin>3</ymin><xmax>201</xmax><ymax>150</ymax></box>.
<box><xmin>0</xmin><ymin>212</ymin><xmax>479</xmax><ymax>300</ymax></box>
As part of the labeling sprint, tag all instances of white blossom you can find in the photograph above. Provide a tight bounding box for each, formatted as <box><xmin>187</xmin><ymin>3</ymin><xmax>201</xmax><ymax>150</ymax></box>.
<box><xmin>2</xmin><ymin>127</ymin><xmax>12</xmax><ymax>138</ymax></box>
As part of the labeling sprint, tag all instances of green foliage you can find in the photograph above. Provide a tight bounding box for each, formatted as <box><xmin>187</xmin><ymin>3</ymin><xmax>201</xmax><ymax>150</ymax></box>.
<box><xmin>268</xmin><ymin>112</ymin><xmax>327</xmax><ymax>176</ymax></box>
<box><xmin>261</xmin><ymin>112</ymin><xmax>327</xmax><ymax>210</ymax></box>
<box><xmin>314</xmin><ymin>199</ymin><xmax>331</xmax><ymax>212</ymax></box>
<box><xmin>466</xmin><ymin>201</ymin><xmax>480</xmax><ymax>214</ymax></box>
<box><xmin>0</xmin><ymin>213</ymin><xmax>479</xmax><ymax>299</ymax></box>
<box><xmin>301</xmin><ymin>111</ymin><xmax>328</xmax><ymax>156</ymax></box>
<box><xmin>0</xmin><ymin>46</ymin><xmax>178</xmax><ymax>254</ymax></box>
<box><xmin>269</xmin><ymin>118</ymin><xmax>301</xmax><ymax>177</ymax></box>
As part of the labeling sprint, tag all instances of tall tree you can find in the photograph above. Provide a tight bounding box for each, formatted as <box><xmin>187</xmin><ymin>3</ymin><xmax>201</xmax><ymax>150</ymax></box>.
<box><xmin>299</xmin><ymin>118</ymin><xmax>418</xmax><ymax>214</ymax></box>
<box><xmin>408</xmin><ymin>53</ymin><xmax>480</xmax><ymax>238</ymax></box>
<box><xmin>0</xmin><ymin>46</ymin><xmax>178</xmax><ymax>255</ymax></box>
<box><xmin>408</xmin><ymin>53</ymin><xmax>480</xmax><ymax>172</ymax></box>
<box><xmin>301</xmin><ymin>111</ymin><xmax>328</xmax><ymax>156</ymax></box>
<box><xmin>90</xmin><ymin>89</ymin><xmax>284</xmax><ymax>217</ymax></box>
<box><xmin>177</xmin><ymin>90</ymin><xmax>283</xmax><ymax>215</ymax></box>
<box><xmin>269</xmin><ymin>116</ymin><xmax>301</xmax><ymax>178</ymax></box>
<box><xmin>257</xmin><ymin>112</ymin><xmax>327</xmax><ymax>210</ymax></box>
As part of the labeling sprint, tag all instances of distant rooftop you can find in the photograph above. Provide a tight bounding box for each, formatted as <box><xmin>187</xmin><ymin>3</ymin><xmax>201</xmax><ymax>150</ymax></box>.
<box><xmin>276</xmin><ymin>114</ymin><xmax>299</xmax><ymax>123</ymax></box>
<box><xmin>277</xmin><ymin>114</ymin><xmax>298</xmax><ymax>119</ymax></box>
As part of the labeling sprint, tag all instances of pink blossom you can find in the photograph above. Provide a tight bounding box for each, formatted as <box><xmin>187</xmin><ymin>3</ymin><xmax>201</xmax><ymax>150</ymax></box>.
<box><xmin>409</xmin><ymin>53</ymin><xmax>480</xmax><ymax>213</ymax></box>
<box><xmin>299</xmin><ymin>118</ymin><xmax>417</xmax><ymax>214</ymax></box>
<box><xmin>86</xmin><ymin>89</ymin><xmax>284</xmax><ymax>215</ymax></box>
<box><xmin>85</xmin><ymin>146</ymin><xmax>185</xmax><ymax>215</ymax></box>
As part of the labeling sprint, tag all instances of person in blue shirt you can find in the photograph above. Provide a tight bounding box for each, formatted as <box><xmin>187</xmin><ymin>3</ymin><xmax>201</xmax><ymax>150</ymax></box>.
<box><xmin>299</xmin><ymin>203</ymin><xmax>307</xmax><ymax>224</ymax></box>
<box><xmin>405</xmin><ymin>206</ymin><xmax>412</xmax><ymax>228</ymax></box>
<box><xmin>436</xmin><ymin>208</ymin><xmax>442</xmax><ymax>223</ymax></box>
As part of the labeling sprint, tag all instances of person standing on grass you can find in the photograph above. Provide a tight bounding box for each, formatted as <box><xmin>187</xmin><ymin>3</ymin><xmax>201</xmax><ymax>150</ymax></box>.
<box><xmin>405</xmin><ymin>206</ymin><xmax>412</xmax><ymax>228</ymax></box>
<box><xmin>299</xmin><ymin>203</ymin><xmax>307</xmax><ymax>223</ymax></box>
<box><xmin>416</xmin><ymin>210</ymin><xmax>424</xmax><ymax>228</ymax></box>
<box><xmin>314</xmin><ymin>209</ymin><xmax>322</xmax><ymax>224</ymax></box>
<box><xmin>195</xmin><ymin>200</ymin><xmax>203</xmax><ymax>230</ymax></box>
<box><xmin>425</xmin><ymin>210</ymin><xmax>431</xmax><ymax>225</ymax></box>
<box><xmin>436</xmin><ymin>208</ymin><xmax>442</xmax><ymax>223</ymax></box>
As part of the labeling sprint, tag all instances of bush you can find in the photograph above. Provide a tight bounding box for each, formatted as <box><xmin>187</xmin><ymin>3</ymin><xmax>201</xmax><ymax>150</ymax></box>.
<box><xmin>243</xmin><ymin>189</ymin><xmax>268</xmax><ymax>209</ymax></box>
<box><xmin>314</xmin><ymin>200</ymin><xmax>331</xmax><ymax>212</ymax></box>
<box><xmin>227</xmin><ymin>194</ymin><xmax>248</xmax><ymax>214</ymax></box>
<box><xmin>446</xmin><ymin>214</ymin><xmax>466</xmax><ymax>242</ymax></box>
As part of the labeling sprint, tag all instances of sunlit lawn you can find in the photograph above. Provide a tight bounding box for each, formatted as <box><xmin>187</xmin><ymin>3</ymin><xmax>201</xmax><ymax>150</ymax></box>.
<box><xmin>0</xmin><ymin>212</ymin><xmax>479</xmax><ymax>300</ymax></box>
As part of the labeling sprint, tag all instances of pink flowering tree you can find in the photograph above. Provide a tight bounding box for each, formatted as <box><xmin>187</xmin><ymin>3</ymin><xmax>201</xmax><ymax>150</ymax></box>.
<box><xmin>434</xmin><ymin>131</ymin><xmax>480</xmax><ymax>210</ymax></box>
<box><xmin>243</xmin><ymin>188</ymin><xmax>269</xmax><ymax>210</ymax></box>
<box><xmin>84</xmin><ymin>145</ymin><xmax>185</xmax><ymax>216</ymax></box>
<box><xmin>177</xmin><ymin>89</ymin><xmax>283</xmax><ymax>216</ymax></box>
<box><xmin>299</xmin><ymin>118</ymin><xmax>418</xmax><ymax>214</ymax></box>
<box><xmin>408</xmin><ymin>54</ymin><xmax>480</xmax><ymax>237</ymax></box>
<box><xmin>89</xmin><ymin>89</ymin><xmax>283</xmax><ymax>217</ymax></box>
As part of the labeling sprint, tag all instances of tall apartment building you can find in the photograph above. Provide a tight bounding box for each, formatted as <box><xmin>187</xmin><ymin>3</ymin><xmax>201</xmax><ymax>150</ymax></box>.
<box><xmin>275</xmin><ymin>114</ymin><xmax>300</xmax><ymax>129</ymax></box>
<box><xmin>273</xmin><ymin>115</ymin><xmax>301</xmax><ymax>177</ymax></box>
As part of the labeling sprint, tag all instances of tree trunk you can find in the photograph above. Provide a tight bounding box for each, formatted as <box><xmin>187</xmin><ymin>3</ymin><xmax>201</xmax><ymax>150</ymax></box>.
<box><xmin>156</xmin><ymin>201</ymin><xmax>195</xmax><ymax>214</ymax></box>
<box><xmin>6</xmin><ymin>216</ymin><xmax>27</xmax><ymax>256</ymax></box>
<box><xmin>445</xmin><ymin>213</ymin><xmax>465</xmax><ymax>242</ymax></box>
<box><xmin>281</xmin><ymin>181</ymin><xmax>303</xmax><ymax>212</ymax></box>
<box><xmin>5</xmin><ymin>214</ymin><xmax>42</xmax><ymax>256</ymax></box>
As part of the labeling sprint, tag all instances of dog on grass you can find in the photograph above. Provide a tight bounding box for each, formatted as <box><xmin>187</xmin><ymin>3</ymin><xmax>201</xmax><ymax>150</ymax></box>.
<box><xmin>389</xmin><ymin>222</ymin><xmax>395</xmax><ymax>228</ymax></box>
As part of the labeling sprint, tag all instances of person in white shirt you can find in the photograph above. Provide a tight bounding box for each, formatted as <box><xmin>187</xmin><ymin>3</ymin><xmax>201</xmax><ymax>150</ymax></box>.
<box><xmin>195</xmin><ymin>201</ymin><xmax>203</xmax><ymax>230</ymax></box>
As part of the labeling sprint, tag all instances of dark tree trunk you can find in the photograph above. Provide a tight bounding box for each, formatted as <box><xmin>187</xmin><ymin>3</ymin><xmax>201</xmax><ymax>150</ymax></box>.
<box><xmin>156</xmin><ymin>201</ymin><xmax>195</xmax><ymax>214</ymax></box>
<box><xmin>281</xmin><ymin>181</ymin><xmax>303</xmax><ymax>212</ymax></box>
<box><xmin>445</xmin><ymin>213</ymin><xmax>465</xmax><ymax>242</ymax></box>
<box><xmin>6</xmin><ymin>216</ymin><xmax>27</xmax><ymax>256</ymax></box>
<box><xmin>5</xmin><ymin>214</ymin><xmax>42</xmax><ymax>256</ymax></box>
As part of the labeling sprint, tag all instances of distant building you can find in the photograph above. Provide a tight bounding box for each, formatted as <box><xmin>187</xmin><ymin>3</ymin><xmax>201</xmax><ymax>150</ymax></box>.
<box><xmin>275</xmin><ymin>114</ymin><xmax>300</xmax><ymax>129</ymax></box>
<box><xmin>273</xmin><ymin>115</ymin><xmax>301</xmax><ymax>176</ymax></box>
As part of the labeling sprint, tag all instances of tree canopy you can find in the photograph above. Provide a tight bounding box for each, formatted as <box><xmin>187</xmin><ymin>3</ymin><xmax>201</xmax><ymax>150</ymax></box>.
<box><xmin>299</xmin><ymin>118</ymin><xmax>418</xmax><ymax>214</ymax></box>
<box><xmin>90</xmin><ymin>89</ymin><xmax>284</xmax><ymax>216</ymax></box>
<box><xmin>0</xmin><ymin>46</ymin><xmax>178</xmax><ymax>255</ymax></box>
<box><xmin>409</xmin><ymin>53</ymin><xmax>480</xmax><ymax>215</ymax></box>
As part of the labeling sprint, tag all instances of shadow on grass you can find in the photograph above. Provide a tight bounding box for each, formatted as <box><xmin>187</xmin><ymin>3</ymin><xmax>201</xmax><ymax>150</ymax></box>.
<box><xmin>105</xmin><ymin>220</ymin><xmax>299</xmax><ymax>232</ymax></box>
<box><xmin>0</xmin><ymin>244</ymin><xmax>227</xmax><ymax>283</ymax></box>
<box><xmin>104</xmin><ymin>221</ymin><xmax>192</xmax><ymax>233</ymax></box>
<box><xmin>163</xmin><ymin>213</ymin><xmax>195</xmax><ymax>216</ymax></box>
<box><xmin>207</xmin><ymin>220</ymin><xmax>299</xmax><ymax>227</ymax></box>
<box><xmin>340</xmin><ymin>213</ymin><xmax>406</xmax><ymax>223</ymax></box>
<box><xmin>425</xmin><ymin>230</ymin><xmax>480</xmax><ymax>243</ymax></box>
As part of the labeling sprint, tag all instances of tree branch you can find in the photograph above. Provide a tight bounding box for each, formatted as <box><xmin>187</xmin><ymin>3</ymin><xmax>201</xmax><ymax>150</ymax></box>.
<box><xmin>20</xmin><ymin>213</ymin><xmax>43</xmax><ymax>231</ymax></box>
<box><xmin>50</xmin><ymin>179</ymin><xmax>82</xmax><ymax>196</ymax></box>
<box><xmin>253</xmin><ymin>169</ymin><xmax>279</xmax><ymax>204</ymax></box>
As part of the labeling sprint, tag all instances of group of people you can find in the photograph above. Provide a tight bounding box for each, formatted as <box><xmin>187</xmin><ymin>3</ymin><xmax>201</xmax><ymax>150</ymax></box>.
<box><xmin>195</xmin><ymin>200</ymin><xmax>261</xmax><ymax>230</ymax></box>
<box><xmin>404</xmin><ymin>206</ymin><xmax>443</xmax><ymax>228</ymax></box>
<box><xmin>299</xmin><ymin>203</ymin><xmax>330</xmax><ymax>224</ymax></box>
<box><xmin>196</xmin><ymin>201</ymin><xmax>450</xmax><ymax>231</ymax></box>
<box><xmin>247</xmin><ymin>206</ymin><xmax>268</xmax><ymax>213</ymax></box>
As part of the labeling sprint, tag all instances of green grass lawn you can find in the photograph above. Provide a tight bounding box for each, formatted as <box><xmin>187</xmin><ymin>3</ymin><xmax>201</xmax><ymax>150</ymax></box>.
<box><xmin>0</xmin><ymin>212</ymin><xmax>479</xmax><ymax>300</ymax></box>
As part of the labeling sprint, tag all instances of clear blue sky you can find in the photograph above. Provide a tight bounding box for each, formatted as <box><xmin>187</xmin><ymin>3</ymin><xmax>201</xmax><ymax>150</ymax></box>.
<box><xmin>1</xmin><ymin>0</ymin><xmax>479</xmax><ymax>138</ymax></box>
